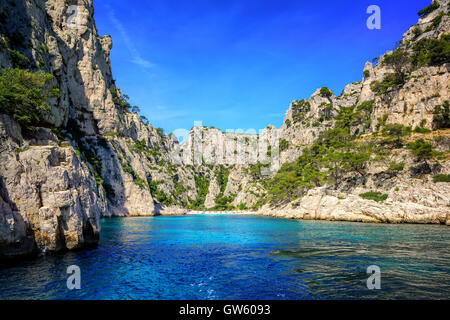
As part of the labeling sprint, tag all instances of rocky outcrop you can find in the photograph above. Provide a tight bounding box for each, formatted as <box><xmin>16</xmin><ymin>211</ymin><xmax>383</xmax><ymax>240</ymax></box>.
<box><xmin>259</xmin><ymin>166</ymin><xmax>450</xmax><ymax>225</ymax></box>
<box><xmin>178</xmin><ymin>126</ymin><xmax>279</xmax><ymax>169</ymax></box>
<box><xmin>0</xmin><ymin>114</ymin><xmax>104</xmax><ymax>259</ymax></box>
<box><xmin>176</xmin><ymin>0</ymin><xmax>450</xmax><ymax>221</ymax></box>
<box><xmin>0</xmin><ymin>0</ymin><xmax>178</xmax><ymax>257</ymax></box>
<box><xmin>0</xmin><ymin>0</ymin><xmax>449</xmax><ymax>260</ymax></box>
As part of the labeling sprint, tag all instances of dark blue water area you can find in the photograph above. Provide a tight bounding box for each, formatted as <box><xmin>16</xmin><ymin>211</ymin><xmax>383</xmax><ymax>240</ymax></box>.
<box><xmin>0</xmin><ymin>215</ymin><xmax>449</xmax><ymax>300</ymax></box>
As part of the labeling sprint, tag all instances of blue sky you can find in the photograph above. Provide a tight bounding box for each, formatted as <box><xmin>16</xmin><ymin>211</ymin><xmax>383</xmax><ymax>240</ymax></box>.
<box><xmin>94</xmin><ymin>0</ymin><xmax>430</xmax><ymax>135</ymax></box>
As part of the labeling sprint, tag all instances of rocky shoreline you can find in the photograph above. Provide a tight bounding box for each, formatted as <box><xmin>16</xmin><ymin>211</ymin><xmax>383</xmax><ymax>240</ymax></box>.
<box><xmin>162</xmin><ymin>211</ymin><xmax>450</xmax><ymax>226</ymax></box>
<box><xmin>161</xmin><ymin>198</ymin><xmax>450</xmax><ymax>226</ymax></box>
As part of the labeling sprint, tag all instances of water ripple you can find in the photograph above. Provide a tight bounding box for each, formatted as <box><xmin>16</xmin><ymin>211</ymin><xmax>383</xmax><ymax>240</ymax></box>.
<box><xmin>0</xmin><ymin>215</ymin><xmax>449</xmax><ymax>300</ymax></box>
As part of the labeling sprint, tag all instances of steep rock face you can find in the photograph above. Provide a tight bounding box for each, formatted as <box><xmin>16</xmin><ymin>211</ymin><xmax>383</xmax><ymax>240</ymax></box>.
<box><xmin>163</xmin><ymin>1</ymin><xmax>450</xmax><ymax>216</ymax></box>
<box><xmin>0</xmin><ymin>114</ymin><xmax>104</xmax><ymax>258</ymax></box>
<box><xmin>278</xmin><ymin>0</ymin><xmax>449</xmax><ymax>158</ymax></box>
<box><xmin>258</xmin><ymin>0</ymin><xmax>450</xmax><ymax>224</ymax></box>
<box><xmin>0</xmin><ymin>0</ymin><xmax>182</xmax><ymax>257</ymax></box>
<box><xmin>176</xmin><ymin>126</ymin><xmax>280</xmax><ymax>209</ymax></box>
<box><xmin>278</xmin><ymin>89</ymin><xmax>340</xmax><ymax>164</ymax></box>
<box><xmin>0</xmin><ymin>0</ymin><xmax>449</xmax><ymax>261</ymax></box>
<box><xmin>260</xmin><ymin>187</ymin><xmax>449</xmax><ymax>225</ymax></box>
<box><xmin>0</xmin><ymin>0</ymin><xmax>113</xmax><ymax>256</ymax></box>
<box><xmin>0</xmin><ymin>0</ymin><xmax>187</xmax><ymax>219</ymax></box>
<box><xmin>259</xmin><ymin>160</ymin><xmax>450</xmax><ymax>225</ymax></box>
<box><xmin>179</xmin><ymin>126</ymin><xmax>278</xmax><ymax>169</ymax></box>
<box><xmin>204</xmin><ymin>177</ymin><xmax>220</xmax><ymax>209</ymax></box>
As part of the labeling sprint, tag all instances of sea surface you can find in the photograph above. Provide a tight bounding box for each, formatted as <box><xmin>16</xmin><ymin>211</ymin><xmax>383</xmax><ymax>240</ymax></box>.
<box><xmin>0</xmin><ymin>215</ymin><xmax>449</xmax><ymax>300</ymax></box>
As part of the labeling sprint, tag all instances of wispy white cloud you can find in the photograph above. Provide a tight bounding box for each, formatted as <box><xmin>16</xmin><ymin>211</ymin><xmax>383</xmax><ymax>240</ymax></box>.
<box><xmin>147</xmin><ymin>106</ymin><xmax>188</xmax><ymax>121</ymax></box>
<box><xmin>130</xmin><ymin>57</ymin><xmax>154</xmax><ymax>68</ymax></box>
<box><xmin>106</xmin><ymin>5</ymin><xmax>154</xmax><ymax>69</ymax></box>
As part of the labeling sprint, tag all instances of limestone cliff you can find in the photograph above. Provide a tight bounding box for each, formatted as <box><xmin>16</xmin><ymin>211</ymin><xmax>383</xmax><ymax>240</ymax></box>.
<box><xmin>0</xmin><ymin>0</ymin><xmax>189</xmax><ymax>258</ymax></box>
<box><xmin>260</xmin><ymin>0</ymin><xmax>450</xmax><ymax>224</ymax></box>
<box><xmin>176</xmin><ymin>0</ymin><xmax>450</xmax><ymax>223</ymax></box>
<box><xmin>0</xmin><ymin>0</ymin><xmax>449</xmax><ymax>260</ymax></box>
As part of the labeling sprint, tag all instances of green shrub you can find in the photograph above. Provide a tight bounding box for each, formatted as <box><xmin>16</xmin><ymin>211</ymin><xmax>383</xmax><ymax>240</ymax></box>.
<box><xmin>130</xmin><ymin>138</ymin><xmax>147</xmax><ymax>154</ymax></box>
<box><xmin>382</xmin><ymin>48</ymin><xmax>409</xmax><ymax>80</ymax></box>
<box><xmin>292</xmin><ymin>100</ymin><xmax>311</xmax><ymax>113</ymax></box>
<box><xmin>103</xmin><ymin>131</ymin><xmax>118</xmax><ymax>137</ymax></box>
<box><xmin>16</xmin><ymin>145</ymin><xmax>30</xmax><ymax>153</ymax></box>
<box><xmin>292</xmin><ymin>111</ymin><xmax>306</xmax><ymax>122</ymax></box>
<box><xmin>267</xmin><ymin>124</ymin><xmax>370</xmax><ymax>204</ymax></box>
<box><xmin>382</xmin><ymin>123</ymin><xmax>411</xmax><ymax>147</ymax></box>
<box><xmin>0</xmin><ymin>68</ymin><xmax>59</xmax><ymax>127</ymax></box>
<box><xmin>249</xmin><ymin>162</ymin><xmax>270</xmax><ymax>179</ymax></box>
<box><xmin>213</xmin><ymin>194</ymin><xmax>236</xmax><ymax>211</ymax></box>
<box><xmin>140</xmin><ymin>115</ymin><xmax>149</xmax><ymax>125</ymax></box>
<box><xmin>320</xmin><ymin>87</ymin><xmax>333</xmax><ymax>98</ymax></box>
<box><xmin>214</xmin><ymin>165</ymin><xmax>230</xmax><ymax>194</ymax></box>
<box><xmin>418</xmin><ymin>1</ymin><xmax>440</xmax><ymax>17</ymax></box>
<box><xmin>382</xmin><ymin>123</ymin><xmax>408</xmax><ymax>136</ymax></box>
<box><xmin>148</xmin><ymin>179</ymin><xmax>161</xmax><ymax>195</ymax></box>
<box><xmin>363</xmin><ymin>70</ymin><xmax>370</xmax><ymax>78</ymax></box>
<box><xmin>433</xmin><ymin>174</ymin><xmax>450</xmax><ymax>183</ymax></box>
<box><xmin>370</xmin><ymin>73</ymin><xmax>405</xmax><ymax>95</ymax></box>
<box><xmin>9</xmin><ymin>50</ymin><xmax>30</xmax><ymax>68</ymax></box>
<box><xmin>134</xmin><ymin>176</ymin><xmax>147</xmax><ymax>190</ymax></box>
<box><xmin>238</xmin><ymin>202</ymin><xmax>247</xmax><ymax>210</ymax></box>
<box><xmin>154</xmin><ymin>189</ymin><xmax>172</xmax><ymax>205</ymax></box>
<box><xmin>279</xmin><ymin>138</ymin><xmax>289</xmax><ymax>152</ymax></box>
<box><xmin>412</xmin><ymin>27</ymin><xmax>423</xmax><ymax>38</ymax></box>
<box><xmin>407</xmin><ymin>139</ymin><xmax>434</xmax><ymax>160</ymax></box>
<box><xmin>147</xmin><ymin>178</ymin><xmax>173</xmax><ymax>205</ymax></box>
<box><xmin>360</xmin><ymin>191</ymin><xmax>388</xmax><ymax>203</ymax></box>
<box><xmin>109</xmin><ymin>88</ymin><xmax>132</xmax><ymax>112</ymax></box>
<box><xmin>413</xmin><ymin>126</ymin><xmax>431</xmax><ymax>133</ymax></box>
<box><xmin>156</xmin><ymin>127</ymin><xmax>164</xmax><ymax>136</ymax></box>
<box><xmin>333</xmin><ymin>102</ymin><xmax>372</xmax><ymax>131</ymax></box>
<box><xmin>320</xmin><ymin>103</ymin><xmax>334</xmax><ymax>120</ymax></box>
<box><xmin>388</xmin><ymin>161</ymin><xmax>405</xmax><ymax>172</ymax></box>
<box><xmin>356</xmin><ymin>100</ymin><xmax>374</xmax><ymax>113</ymax></box>
<box><xmin>189</xmin><ymin>174</ymin><xmax>210</xmax><ymax>209</ymax></box>
<box><xmin>433</xmin><ymin>101</ymin><xmax>449</xmax><ymax>129</ymax></box>
<box><xmin>375</xmin><ymin>114</ymin><xmax>389</xmax><ymax>131</ymax></box>
<box><xmin>425</xmin><ymin>12</ymin><xmax>445</xmax><ymax>32</ymax></box>
<box><xmin>410</xmin><ymin>34</ymin><xmax>450</xmax><ymax>67</ymax></box>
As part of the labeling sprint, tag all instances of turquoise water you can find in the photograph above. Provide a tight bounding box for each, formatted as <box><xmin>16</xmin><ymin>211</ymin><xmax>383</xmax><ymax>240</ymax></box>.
<box><xmin>0</xmin><ymin>215</ymin><xmax>449</xmax><ymax>300</ymax></box>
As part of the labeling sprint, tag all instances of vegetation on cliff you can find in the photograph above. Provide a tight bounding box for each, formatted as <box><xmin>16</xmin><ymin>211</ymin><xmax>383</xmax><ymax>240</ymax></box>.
<box><xmin>267</xmin><ymin>101</ymin><xmax>376</xmax><ymax>204</ymax></box>
<box><xmin>418</xmin><ymin>1</ymin><xmax>440</xmax><ymax>18</ymax></box>
<box><xmin>371</xmin><ymin>33</ymin><xmax>450</xmax><ymax>96</ymax></box>
<box><xmin>433</xmin><ymin>101</ymin><xmax>450</xmax><ymax>129</ymax></box>
<box><xmin>0</xmin><ymin>68</ymin><xmax>59</xmax><ymax>127</ymax></box>
<box><xmin>359</xmin><ymin>191</ymin><xmax>388</xmax><ymax>203</ymax></box>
